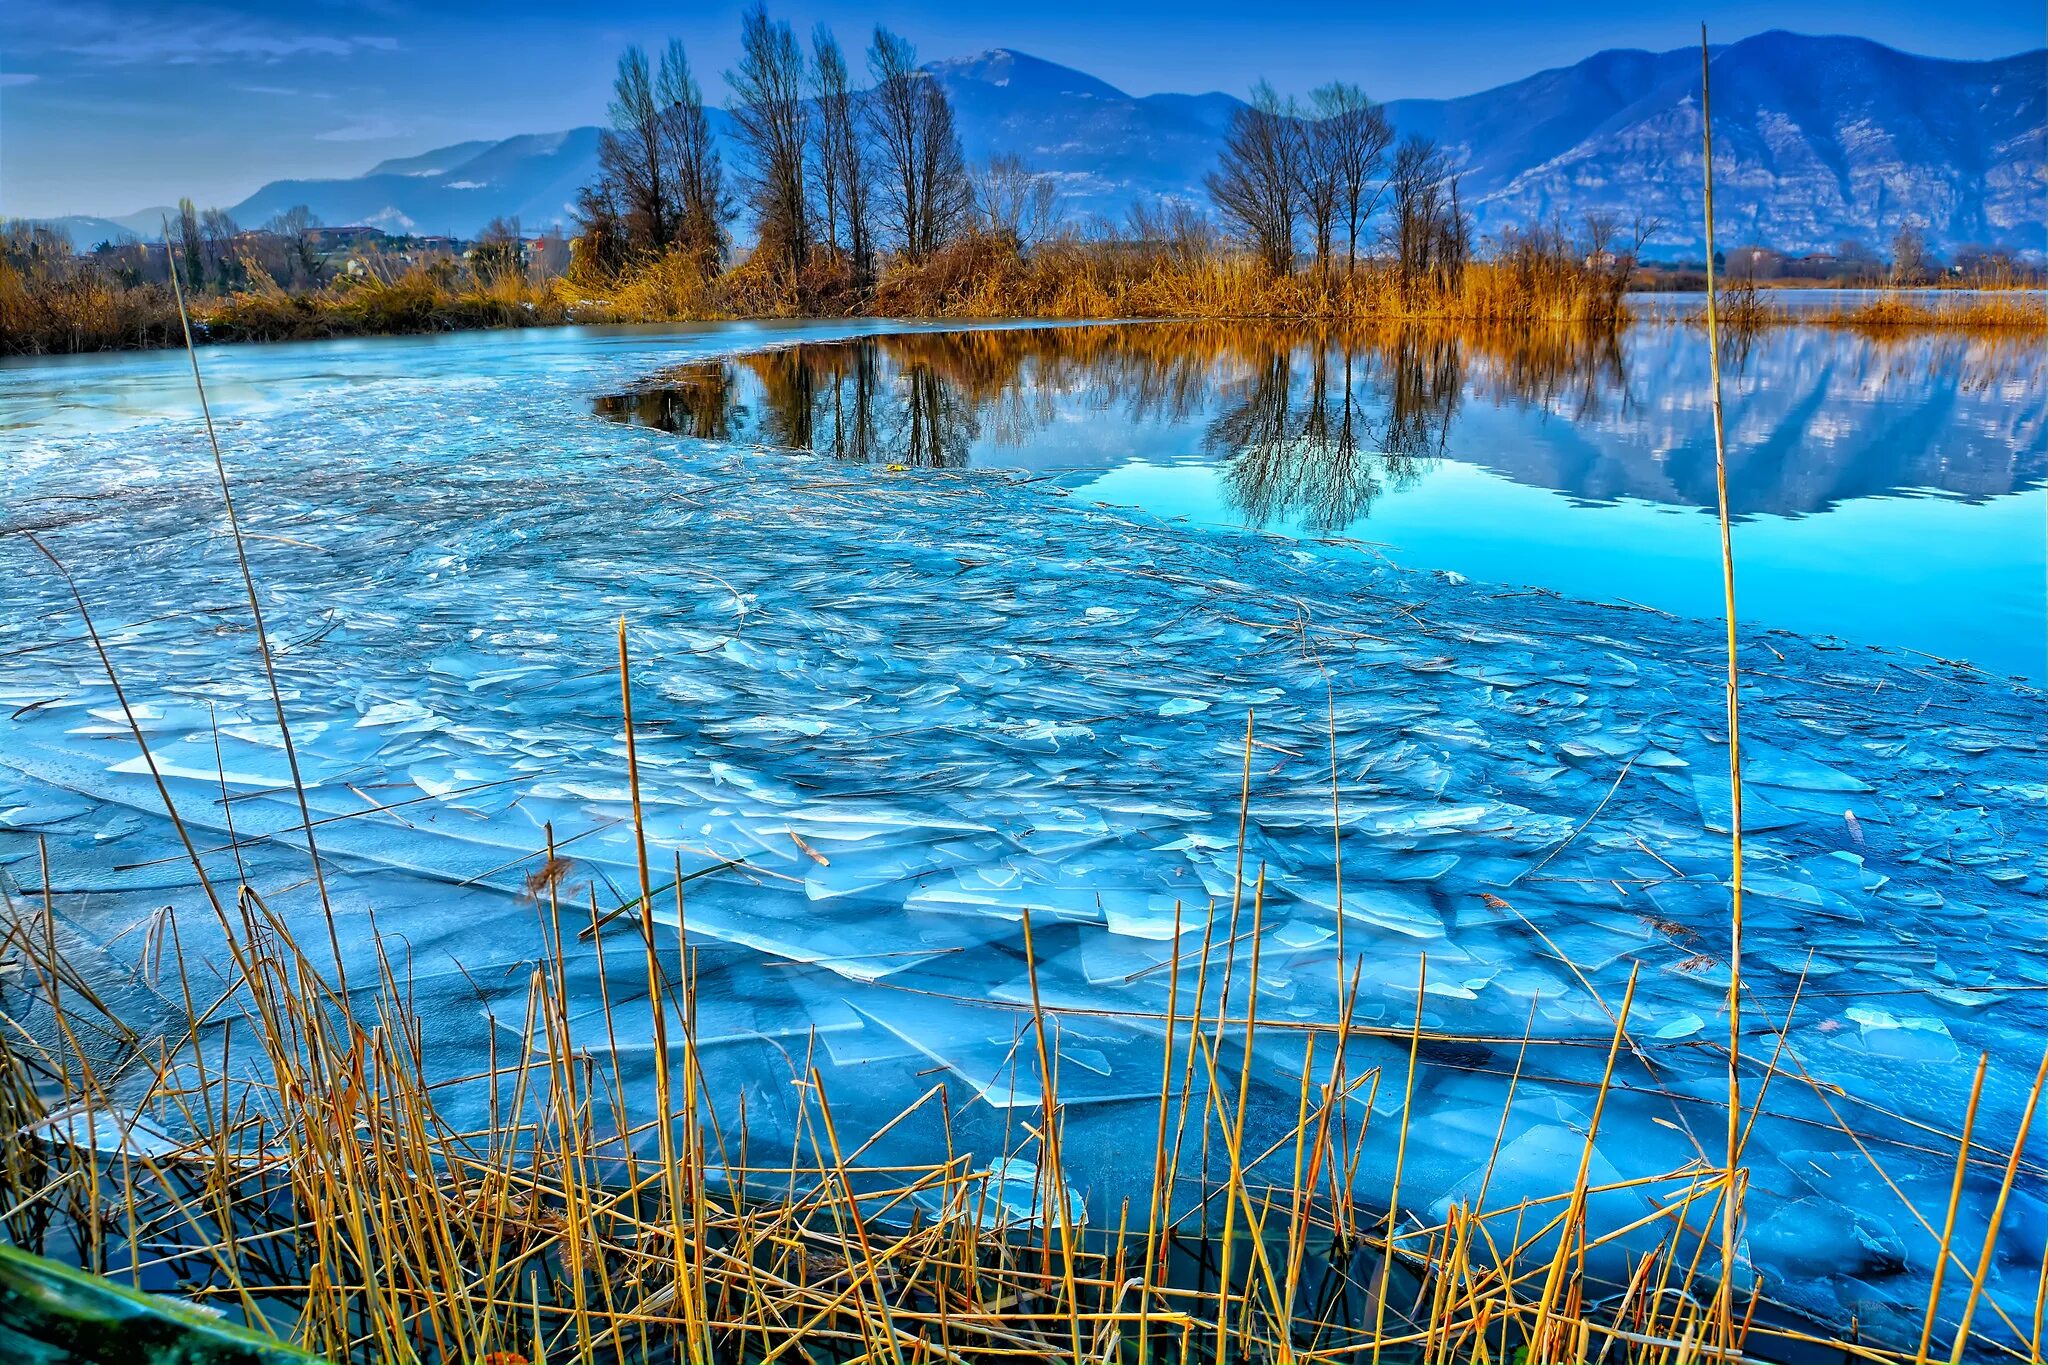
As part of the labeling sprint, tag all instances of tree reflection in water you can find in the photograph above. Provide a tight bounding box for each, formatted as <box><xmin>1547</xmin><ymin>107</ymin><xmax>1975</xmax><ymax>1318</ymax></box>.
<box><xmin>1218</xmin><ymin>333</ymin><xmax>1454</xmax><ymax>532</ymax></box>
<box><xmin>596</xmin><ymin>323</ymin><xmax>1629</xmax><ymax>526</ymax></box>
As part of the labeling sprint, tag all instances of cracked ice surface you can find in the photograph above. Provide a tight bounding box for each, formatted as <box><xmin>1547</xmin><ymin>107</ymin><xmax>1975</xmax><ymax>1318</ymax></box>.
<box><xmin>1</xmin><ymin>323</ymin><xmax>2043</xmax><ymax>1346</ymax></box>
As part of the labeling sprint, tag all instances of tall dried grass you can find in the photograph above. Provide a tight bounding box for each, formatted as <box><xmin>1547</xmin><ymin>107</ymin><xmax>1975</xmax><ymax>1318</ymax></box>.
<box><xmin>0</xmin><ymin>692</ymin><xmax>1824</xmax><ymax>1365</ymax></box>
<box><xmin>863</xmin><ymin>236</ymin><xmax>1634</xmax><ymax>326</ymax></box>
<box><xmin>0</xmin><ymin>258</ymin><xmax>186</xmax><ymax>353</ymax></box>
<box><xmin>1813</xmin><ymin>290</ymin><xmax>2048</xmax><ymax>331</ymax></box>
<box><xmin>3</xmin><ymin>236</ymin><xmax>1632</xmax><ymax>353</ymax></box>
<box><xmin>13</xmin><ymin>236</ymin><xmax>2041</xmax><ymax>357</ymax></box>
<box><xmin>0</xmin><ymin>260</ymin><xmax>596</xmax><ymax>354</ymax></box>
<box><xmin>1634</xmin><ymin>284</ymin><xmax>2048</xmax><ymax>337</ymax></box>
<box><xmin>202</xmin><ymin>268</ymin><xmax>584</xmax><ymax>344</ymax></box>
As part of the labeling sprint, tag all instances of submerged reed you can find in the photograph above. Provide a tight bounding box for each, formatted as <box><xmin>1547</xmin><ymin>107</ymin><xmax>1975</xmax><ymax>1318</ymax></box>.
<box><xmin>1629</xmin><ymin>283</ymin><xmax>2047</xmax><ymax>335</ymax></box>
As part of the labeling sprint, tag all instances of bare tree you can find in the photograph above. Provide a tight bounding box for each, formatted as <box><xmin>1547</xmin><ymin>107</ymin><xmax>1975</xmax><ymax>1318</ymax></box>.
<box><xmin>1889</xmin><ymin>225</ymin><xmax>1929</xmax><ymax>285</ymax></box>
<box><xmin>1384</xmin><ymin>135</ymin><xmax>1466</xmax><ymax>294</ymax></box>
<box><xmin>173</xmin><ymin>199</ymin><xmax>204</xmax><ymax>291</ymax></box>
<box><xmin>1441</xmin><ymin>173</ymin><xmax>1471</xmax><ymax>289</ymax></box>
<box><xmin>573</xmin><ymin>180</ymin><xmax>631</xmax><ymax>277</ymax></box>
<box><xmin>199</xmin><ymin>207</ymin><xmax>241</xmax><ymax>290</ymax></box>
<box><xmin>658</xmin><ymin>39</ymin><xmax>729</xmax><ymax>268</ymax></box>
<box><xmin>473</xmin><ymin>216</ymin><xmax>525</xmax><ymax>283</ymax></box>
<box><xmin>867</xmin><ymin>27</ymin><xmax>968</xmax><ymax>262</ymax></box>
<box><xmin>1299</xmin><ymin>119</ymin><xmax>1341</xmax><ymax>275</ymax></box>
<box><xmin>1309</xmin><ymin>83</ymin><xmax>1392</xmax><ymax>271</ymax></box>
<box><xmin>1126</xmin><ymin>198</ymin><xmax>1220</xmax><ymax>269</ymax></box>
<box><xmin>971</xmin><ymin>155</ymin><xmax>1062</xmax><ymax>248</ymax></box>
<box><xmin>811</xmin><ymin>28</ymin><xmax>846</xmax><ymax>255</ymax></box>
<box><xmin>1206</xmin><ymin>81</ymin><xmax>1302</xmax><ymax>276</ymax></box>
<box><xmin>265</xmin><ymin>205</ymin><xmax>324</xmax><ymax>286</ymax></box>
<box><xmin>811</xmin><ymin>26</ymin><xmax>873</xmax><ymax>282</ymax></box>
<box><xmin>1834</xmin><ymin>237</ymin><xmax>1880</xmax><ymax>284</ymax></box>
<box><xmin>727</xmin><ymin>2</ymin><xmax>811</xmax><ymax>282</ymax></box>
<box><xmin>1385</xmin><ymin>137</ymin><xmax>1433</xmax><ymax>283</ymax></box>
<box><xmin>1578</xmin><ymin>209</ymin><xmax>1659</xmax><ymax>311</ymax></box>
<box><xmin>598</xmin><ymin>46</ymin><xmax>674</xmax><ymax>250</ymax></box>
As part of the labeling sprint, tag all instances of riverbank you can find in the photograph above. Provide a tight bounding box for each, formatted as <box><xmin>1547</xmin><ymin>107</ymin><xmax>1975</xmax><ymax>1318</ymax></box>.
<box><xmin>7</xmin><ymin>235</ymin><xmax>2042</xmax><ymax>355</ymax></box>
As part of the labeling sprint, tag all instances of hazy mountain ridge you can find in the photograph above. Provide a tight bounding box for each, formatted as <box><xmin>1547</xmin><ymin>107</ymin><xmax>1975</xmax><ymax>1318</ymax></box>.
<box><xmin>35</xmin><ymin>31</ymin><xmax>2044</xmax><ymax>256</ymax></box>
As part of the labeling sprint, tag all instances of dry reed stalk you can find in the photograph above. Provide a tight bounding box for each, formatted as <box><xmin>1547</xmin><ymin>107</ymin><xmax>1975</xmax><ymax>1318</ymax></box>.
<box><xmin>1916</xmin><ymin>1054</ymin><xmax>1990</xmax><ymax>1363</ymax></box>
<box><xmin>1698</xmin><ymin>30</ymin><xmax>1751</xmax><ymax>1358</ymax></box>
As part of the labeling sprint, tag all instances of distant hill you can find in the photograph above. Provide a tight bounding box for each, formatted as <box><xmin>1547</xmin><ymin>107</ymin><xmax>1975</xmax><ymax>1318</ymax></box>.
<box><xmin>1383</xmin><ymin>31</ymin><xmax>2046</xmax><ymax>254</ymax></box>
<box><xmin>34</xmin><ymin>31</ymin><xmax>2045</xmax><ymax>256</ymax></box>
<box><xmin>224</xmin><ymin>128</ymin><xmax>610</xmax><ymax>239</ymax></box>
<box><xmin>34</xmin><ymin>211</ymin><xmax>176</xmax><ymax>248</ymax></box>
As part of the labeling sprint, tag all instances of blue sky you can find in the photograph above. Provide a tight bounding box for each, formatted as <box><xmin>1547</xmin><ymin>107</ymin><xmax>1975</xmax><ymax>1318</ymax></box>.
<box><xmin>4</xmin><ymin>0</ymin><xmax>2041</xmax><ymax>219</ymax></box>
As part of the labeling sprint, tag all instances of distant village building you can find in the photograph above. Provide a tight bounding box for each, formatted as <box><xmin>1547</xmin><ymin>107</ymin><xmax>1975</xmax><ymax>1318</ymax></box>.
<box><xmin>305</xmin><ymin>225</ymin><xmax>380</xmax><ymax>248</ymax></box>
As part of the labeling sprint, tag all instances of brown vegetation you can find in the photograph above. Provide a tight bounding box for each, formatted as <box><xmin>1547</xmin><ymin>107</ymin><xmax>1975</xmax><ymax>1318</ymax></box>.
<box><xmin>655</xmin><ymin>229</ymin><xmax>1639</xmax><ymax>326</ymax></box>
<box><xmin>1815</xmin><ymin>289</ymin><xmax>2048</xmax><ymax>331</ymax></box>
<box><xmin>0</xmin><ymin>250</ymin><xmax>188</xmax><ymax>353</ymax></box>
<box><xmin>9</xmin><ymin>221</ymin><xmax>2042</xmax><ymax>358</ymax></box>
<box><xmin>1628</xmin><ymin>280</ymin><xmax>2048</xmax><ymax>335</ymax></box>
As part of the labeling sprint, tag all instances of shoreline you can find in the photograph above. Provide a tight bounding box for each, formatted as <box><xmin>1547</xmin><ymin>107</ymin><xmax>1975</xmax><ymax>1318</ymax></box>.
<box><xmin>9</xmin><ymin>315</ymin><xmax>2042</xmax><ymax>681</ymax></box>
<box><xmin>5</xmin><ymin>271</ymin><xmax>2042</xmax><ymax>358</ymax></box>
<box><xmin>6</xmin><ymin>302</ymin><xmax>2044</xmax><ymax>360</ymax></box>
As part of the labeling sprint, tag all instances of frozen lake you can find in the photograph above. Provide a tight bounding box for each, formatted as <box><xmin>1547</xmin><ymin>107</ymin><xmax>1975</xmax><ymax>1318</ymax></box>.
<box><xmin>2</xmin><ymin>319</ymin><xmax>2043</xmax><ymax>1349</ymax></box>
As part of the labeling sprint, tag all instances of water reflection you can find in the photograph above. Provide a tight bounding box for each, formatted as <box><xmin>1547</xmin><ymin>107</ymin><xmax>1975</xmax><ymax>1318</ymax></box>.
<box><xmin>596</xmin><ymin>322</ymin><xmax>2044</xmax><ymax>676</ymax></box>
<box><xmin>600</xmin><ymin>323</ymin><xmax>2039</xmax><ymax>522</ymax></box>
<box><xmin>1214</xmin><ymin>337</ymin><xmax>1458</xmax><ymax>532</ymax></box>
<box><xmin>597</xmin><ymin>324</ymin><xmax>1650</xmax><ymax>527</ymax></box>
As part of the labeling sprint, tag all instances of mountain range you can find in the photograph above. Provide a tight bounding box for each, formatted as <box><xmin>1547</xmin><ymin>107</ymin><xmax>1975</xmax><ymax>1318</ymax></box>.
<box><xmin>38</xmin><ymin>30</ymin><xmax>2046</xmax><ymax>258</ymax></box>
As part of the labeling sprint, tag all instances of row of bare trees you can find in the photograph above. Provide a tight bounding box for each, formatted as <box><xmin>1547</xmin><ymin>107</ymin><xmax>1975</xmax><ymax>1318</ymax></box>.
<box><xmin>579</xmin><ymin>41</ymin><xmax>728</xmax><ymax>275</ymax></box>
<box><xmin>57</xmin><ymin>203</ymin><xmax>336</xmax><ymax>294</ymax></box>
<box><xmin>580</xmin><ymin>3</ymin><xmax>992</xmax><ymax>290</ymax></box>
<box><xmin>1206</xmin><ymin>81</ymin><xmax>1471</xmax><ymax>287</ymax></box>
<box><xmin>578</xmin><ymin>19</ymin><xmax>1660</xmax><ymax>302</ymax></box>
<box><xmin>157</xmin><ymin>202</ymin><xmax>330</xmax><ymax>292</ymax></box>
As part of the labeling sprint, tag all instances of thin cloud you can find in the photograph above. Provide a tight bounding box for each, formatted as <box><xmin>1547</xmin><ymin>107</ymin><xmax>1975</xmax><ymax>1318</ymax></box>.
<box><xmin>12</xmin><ymin>3</ymin><xmax>398</xmax><ymax>67</ymax></box>
<box><xmin>239</xmin><ymin>83</ymin><xmax>337</xmax><ymax>99</ymax></box>
<box><xmin>315</xmin><ymin>115</ymin><xmax>404</xmax><ymax>143</ymax></box>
